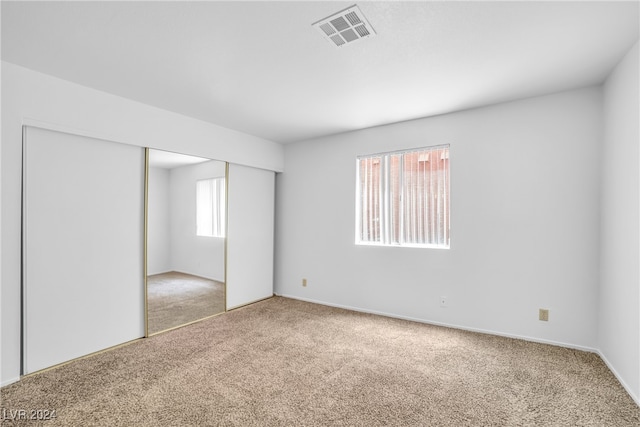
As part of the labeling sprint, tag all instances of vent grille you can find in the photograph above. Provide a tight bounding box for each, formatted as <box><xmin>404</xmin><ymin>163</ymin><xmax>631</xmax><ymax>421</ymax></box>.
<box><xmin>341</xmin><ymin>28</ymin><xmax>358</xmax><ymax>43</ymax></box>
<box><xmin>319</xmin><ymin>23</ymin><xmax>336</xmax><ymax>36</ymax></box>
<box><xmin>330</xmin><ymin>34</ymin><xmax>346</xmax><ymax>47</ymax></box>
<box><xmin>313</xmin><ymin>4</ymin><xmax>376</xmax><ymax>48</ymax></box>
<box><xmin>354</xmin><ymin>25</ymin><xmax>369</xmax><ymax>38</ymax></box>
<box><xmin>345</xmin><ymin>11</ymin><xmax>361</xmax><ymax>26</ymax></box>
<box><xmin>330</xmin><ymin>16</ymin><xmax>350</xmax><ymax>32</ymax></box>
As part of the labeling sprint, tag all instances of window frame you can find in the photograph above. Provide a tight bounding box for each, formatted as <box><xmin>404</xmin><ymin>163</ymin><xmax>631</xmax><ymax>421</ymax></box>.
<box><xmin>355</xmin><ymin>144</ymin><xmax>450</xmax><ymax>249</ymax></box>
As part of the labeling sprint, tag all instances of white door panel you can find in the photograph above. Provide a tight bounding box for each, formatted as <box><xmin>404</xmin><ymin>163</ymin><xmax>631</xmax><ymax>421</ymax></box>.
<box><xmin>23</xmin><ymin>127</ymin><xmax>145</xmax><ymax>373</ymax></box>
<box><xmin>226</xmin><ymin>164</ymin><xmax>275</xmax><ymax>309</ymax></box>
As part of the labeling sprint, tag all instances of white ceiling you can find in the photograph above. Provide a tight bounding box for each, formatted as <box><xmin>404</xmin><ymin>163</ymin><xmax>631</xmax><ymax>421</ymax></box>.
<box><xmin>148</xmin><ymin>149</ymin><xmax>212</xmax><ymax>170</ymax></box>
<box><xmin>2</xmin><ymin>1</ymin><xmax>638</xmax><ymax>144</ymax></box>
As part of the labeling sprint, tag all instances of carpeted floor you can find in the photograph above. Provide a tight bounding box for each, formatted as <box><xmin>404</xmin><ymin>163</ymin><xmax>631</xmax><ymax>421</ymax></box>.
<box><xmin>1</xmin><ymin>297</ymin><xmax>638</xmax><ymax>426</ymax></box>
<box><xmin>147</xmin><ymin>271</ymin><xmax>225</xmax><ymax>334</ymax></box>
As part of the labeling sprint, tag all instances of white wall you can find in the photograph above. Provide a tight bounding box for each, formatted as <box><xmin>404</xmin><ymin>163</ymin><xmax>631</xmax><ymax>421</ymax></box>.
<box><xmin>1</xmin><ymin>61</ymin><xmax>283</xmax><ymax>386</ymax></box>
<box><xmin>170</xmin><ymin>160</ymin><xmax>226</xmax><ymax>281</ymax></box>
<box><xmin>276</xmin><ymin>87</ymin><xmax>602</xmax><ymax>351</ymax></box>
<box><xmin>147</xmin><ymin>167</ymin><xmax>172</xmax><ymax>275</ymax></box>
<box><xmin>599</xmin><ymin>41</ymin><xmax>639</xmax><ymax>403</ymax></box>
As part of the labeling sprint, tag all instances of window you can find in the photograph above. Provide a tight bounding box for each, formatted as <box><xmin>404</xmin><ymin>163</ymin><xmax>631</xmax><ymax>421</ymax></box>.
<box><xmin>356</xmin><ymin>145</ymin><xmax>450</xmax><ymax>248</ymax></box>
<box><xmin>196</xmin><ymin>177</ymin><xmax>226</xmax><ymax>237</ymax></box>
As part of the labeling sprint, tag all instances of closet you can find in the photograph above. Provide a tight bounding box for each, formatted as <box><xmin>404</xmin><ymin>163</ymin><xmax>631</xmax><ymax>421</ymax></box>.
<box><xmin>22</xmin><ymin>126</ymin><xmax>275</xmax><ymax>374</ymax></box>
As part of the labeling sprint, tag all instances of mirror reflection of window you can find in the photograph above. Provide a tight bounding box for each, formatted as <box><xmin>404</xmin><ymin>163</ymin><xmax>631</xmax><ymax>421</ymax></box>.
<box><xmin>146</xmin><ymin>149</ymin><xmax>227</xmax><ymax>336</ymax></box>
<box><xmin>196</xmin><ymin>177</ymin><xmax>226</xmax><ymax>238</ymax></box>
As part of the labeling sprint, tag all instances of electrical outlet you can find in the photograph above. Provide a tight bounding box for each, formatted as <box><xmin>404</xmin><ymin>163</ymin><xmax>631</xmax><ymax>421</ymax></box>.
<box><xmin>539</xmin><ymin>309</ymin><xmax>549</xmax><ymax>321</ymax></box>
<box><xmin>302</xmin><ymin>278</ymin><xmax>307</xmax><ymax>287</ymax></box>
<box><xmin>440</xmin><ymin>296</ymin><xmax>447</xmax><ymax>308</ymax></box>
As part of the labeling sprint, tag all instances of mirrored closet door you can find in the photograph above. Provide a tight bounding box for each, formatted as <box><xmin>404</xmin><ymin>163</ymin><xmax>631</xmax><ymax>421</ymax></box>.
<box><xmin>146</xmin><ymin>149</ymin><xmax>227</xmax><ymax>335</ymax></box>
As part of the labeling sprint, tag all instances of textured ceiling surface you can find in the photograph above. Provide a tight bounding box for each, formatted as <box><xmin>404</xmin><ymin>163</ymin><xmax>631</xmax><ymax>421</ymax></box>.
<box><xmin>2</xmin><ymin>1</ymin><xmax>638</xmax><ymax>144</ymax></box>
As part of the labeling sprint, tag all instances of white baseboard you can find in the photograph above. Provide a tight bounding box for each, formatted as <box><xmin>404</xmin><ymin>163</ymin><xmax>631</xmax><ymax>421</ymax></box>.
<box><xmin>597</xmin><ymin>350</ymin><xmax>640</xmax><ymax>406</ymax></box>
<box><xmin>276</xmin><ymin>293</ymin><xmax>640</xmax><ymax>406</ymax></box>
<box><xmin>172</xmin><ymin>270</ymin><xmax>222</xmax><ymax>283</ymax></box>
<box><xmin>275</xmin><ymin>293</ymin><xmax>599</xmax><ymax>353</ymax></box>
<box><xmin>146</xmin><ymin>269</ymin><xmax>173</xmax><ymax>277</ymax></box>
<box><xmin>1</xmin><ymin>376</ymin><xmax>20</xmax><ymax>388</ymax></box>
<box><xmin>151</xmin><ymin>270</ymin><xmax>223</xmax><ymax>283</ymax></box>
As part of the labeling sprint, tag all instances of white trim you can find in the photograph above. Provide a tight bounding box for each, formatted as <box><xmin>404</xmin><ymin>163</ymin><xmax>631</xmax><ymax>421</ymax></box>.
<box><xmin>355</xmin><ymin>241</ymin><xmax>450</xmax><ymax>250</ymax></box>
<box><xmin>597</xmin><ymin>350</ymin><xmax>640</xmax><ymax>407</ymax></box>
<box><xmin>146</xmin><ymin>269</ymin><xmax>174</xmax><ymax>277</ymax></box>
<box><xmin>147</xmin><ymin>270</ymin><xmax>223</xmax><ymax>283</ymax></box>
<box><xmin>1</xmin><ymin>377</ymin><xmax>20</xmax><ymax>387</ymax></box>
<box><xmin>22</xmin><ymin>118</ymin><xmax>126</xmax><ymax>149</ymax></box>
<box><xmin>170</xmin><ymin>270</ymin><xmax>223</xmax><ymax>284</ymax></box>
<box><xmin>275</xmin><ymin>293</ymin><xmax>599</xmax><ymax>354</ymax></box>
<box><xmin>276</xmin><ymin>294</ymin><xmax>640</xmax><ymax>405</ymax></box>
<box><xmin>356</xmin><ymin>144</ymin><xmax>451</xmax><ymax>160</ymax></box>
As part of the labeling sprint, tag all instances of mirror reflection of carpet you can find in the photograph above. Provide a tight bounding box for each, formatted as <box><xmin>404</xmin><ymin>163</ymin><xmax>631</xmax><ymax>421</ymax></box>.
<box><xmin>147</xmin><ymin>272</ymin><xmax>225</xmax><ymax>335</ymax></box>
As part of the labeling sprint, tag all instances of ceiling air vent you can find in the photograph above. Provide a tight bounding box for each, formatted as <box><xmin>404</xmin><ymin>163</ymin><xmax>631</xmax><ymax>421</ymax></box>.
<box><xmin>313</xmin><ymin>5</ymin><xmax>376</xmax><ymax>48</ymax></box>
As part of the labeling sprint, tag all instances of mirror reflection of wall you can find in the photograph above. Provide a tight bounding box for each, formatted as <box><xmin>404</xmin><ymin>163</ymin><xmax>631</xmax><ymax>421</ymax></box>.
<box><xmin>147</xmin><ymin>149</ymin><xmax>227</xmax><ymax>335</ymax></box>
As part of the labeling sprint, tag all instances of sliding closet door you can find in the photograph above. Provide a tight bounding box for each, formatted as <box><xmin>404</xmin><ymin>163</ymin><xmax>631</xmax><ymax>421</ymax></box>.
<box><xmin>23</xmin><ymin>127</ymin><xmax>145</xmax><ymax>374</ymax></box>
<box><xmin>226</xmin><ymin>164</ymin><xmax>275</xmax><ymax>309</ymax></box>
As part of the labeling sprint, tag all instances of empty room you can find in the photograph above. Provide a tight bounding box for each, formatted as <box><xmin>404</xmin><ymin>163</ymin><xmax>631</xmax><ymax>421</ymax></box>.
<box><xmin>1</xmin><ymin>1</ymin><xmax>639</xmax><ymax>426</ymax></box>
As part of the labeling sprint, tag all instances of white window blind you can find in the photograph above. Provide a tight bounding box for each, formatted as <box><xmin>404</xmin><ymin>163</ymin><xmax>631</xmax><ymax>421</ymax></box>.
<box><xmin>356</xmin><ymin>145</ymin><xmax>450</xmax><ymax>248</ymax></box>
<box><xmin>196</xmin><ymin>177</ymin><xmax>226</xmax><ymax>237</ymax></box>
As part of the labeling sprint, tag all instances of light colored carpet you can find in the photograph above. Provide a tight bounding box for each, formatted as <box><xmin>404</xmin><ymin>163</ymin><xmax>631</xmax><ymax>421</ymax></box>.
<box><xmin>1</xmin><ymin>297</ymin><xmax>638</xmax><ymax>426</ymax></box>
<box><xmin>147</xmin><ymin>271</ymin><xmax>225</xmax><ymax>334</ymax></box>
